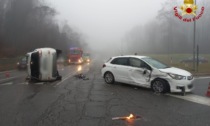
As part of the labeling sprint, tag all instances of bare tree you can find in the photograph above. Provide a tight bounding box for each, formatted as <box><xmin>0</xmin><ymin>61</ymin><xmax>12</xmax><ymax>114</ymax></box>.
<box><xmin>0</xmin><ymin>0</ymin><xmax>86</xmax><ymax>57</ymax></box>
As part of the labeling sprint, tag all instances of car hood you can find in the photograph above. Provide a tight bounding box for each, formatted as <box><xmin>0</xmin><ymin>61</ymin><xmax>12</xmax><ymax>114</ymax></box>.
<box><xmin>159</xmin><ymin>67</ymin><xmax>191</xmax><ymax>76</ymax></box>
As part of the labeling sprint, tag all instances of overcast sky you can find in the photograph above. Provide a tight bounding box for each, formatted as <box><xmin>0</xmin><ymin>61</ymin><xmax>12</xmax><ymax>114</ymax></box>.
<box><xmin>47</xmin><ymin>0</ymin><xmax>167</xmax><ymax>53</ymax></box>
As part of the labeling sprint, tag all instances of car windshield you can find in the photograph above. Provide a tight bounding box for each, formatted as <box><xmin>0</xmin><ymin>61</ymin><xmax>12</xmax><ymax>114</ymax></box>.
<box><xmin>70</xmin><ymin>50</ymin><xmax>81</xmax><ymax>55</ymax></box>
<box><xmin>83</xmin><ymin>53</ymin><xmax>90</xmax><ymax>58</ymax></box>
<box><xmin>142</xmin><ymin>58</ymin><xmax>169</xmax><ymax>69</ymax></box>
<box><xmin>83</xmin><ymin>53</ymin><xmax>89</xmax><ymax>56</ymax></box>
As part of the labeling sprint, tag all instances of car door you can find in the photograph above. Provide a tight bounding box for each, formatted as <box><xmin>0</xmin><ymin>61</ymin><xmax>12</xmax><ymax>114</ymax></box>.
<box><xmin>110</xmin><ymin>57</ymin><xmax>130</xmax><ymax>83</ymax></box>
<box><xmin>128</xmin><ymin>58</ymin><xmax>151</xmax><ymax>87</ymax></box>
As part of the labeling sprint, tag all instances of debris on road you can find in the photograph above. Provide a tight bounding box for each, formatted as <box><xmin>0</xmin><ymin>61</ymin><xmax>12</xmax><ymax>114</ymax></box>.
<box><xmin>74</xmin><ymin>73</ymin><xmax>89</xmax><ymax>80</ymax></box>
<box><xmin>112</xmin><ymin>114</ymin><xmax>141</xmax><ymax>121</ymax></box>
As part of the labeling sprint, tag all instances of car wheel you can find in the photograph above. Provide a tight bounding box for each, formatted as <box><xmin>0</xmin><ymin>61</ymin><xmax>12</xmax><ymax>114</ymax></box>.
<box><xmin>152</xmin><ymin>79</ymin><xmax>169</xmax><ymax>93</ymax></box>
<box><xmin>104</xmin><ymin>72</ymin><xmax>115</xmax><ymax>84</ymax></box>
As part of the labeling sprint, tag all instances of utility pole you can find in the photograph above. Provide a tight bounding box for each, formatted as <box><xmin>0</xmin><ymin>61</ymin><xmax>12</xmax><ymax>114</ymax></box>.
<box><xmin>196</xmin><ymin>45</ymin><xmax>199</xmax><ymax>72</ymax></box>
<box><xmin>193</xmin><ymin>0</ymin><xmax>196</xmax><ymax>71</ymax></box>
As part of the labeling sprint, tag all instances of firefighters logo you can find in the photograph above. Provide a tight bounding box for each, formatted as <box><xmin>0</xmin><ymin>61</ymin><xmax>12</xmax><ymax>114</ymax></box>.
<box><xmin>173</xmin><ymin>0</ymin><xmax>205</xmax><ymax>22</ymax></box>
<box><xmin>181</xmin><ymin>0</ymin><xmax>197</xmax><ymax>16</ymax></box>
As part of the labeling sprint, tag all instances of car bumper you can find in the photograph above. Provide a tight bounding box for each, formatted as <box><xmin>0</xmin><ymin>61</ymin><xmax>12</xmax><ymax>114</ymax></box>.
<box><xmin>68</xmin><ymin>61</ymin><xmax>83</xmax><ymax>64</ymax></box>
<box><xmin>17</xmin><ymin>65</ymin><xmax>27</xmax><ymax>69</ymax></box>
<box><xmin>168</xmin><ymin>79</ymin><xmax>194</xmax><ymax>93</ymax></box>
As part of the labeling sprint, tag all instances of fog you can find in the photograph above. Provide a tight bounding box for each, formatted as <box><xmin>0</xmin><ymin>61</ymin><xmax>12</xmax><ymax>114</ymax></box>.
<box><xmin>0</xmin><ymin>0</ymin><xmax>209</xmax><ymax>58</ymax></box>
<box><xmin>0</xmin><ymin>0</ymin><xmax>85</xmax><ymax>57</ymax></box>
<box><xmin>48</xmin><ymin>0</ymin><xmax>167</xmax><ymax>54</ymax></box>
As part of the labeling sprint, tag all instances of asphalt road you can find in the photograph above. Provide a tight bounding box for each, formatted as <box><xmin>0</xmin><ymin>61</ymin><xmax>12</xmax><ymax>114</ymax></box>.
<box><xmin>0</xmin><ymin>59</ymin><xmax>210</xmax><ymax>126</ymax></box>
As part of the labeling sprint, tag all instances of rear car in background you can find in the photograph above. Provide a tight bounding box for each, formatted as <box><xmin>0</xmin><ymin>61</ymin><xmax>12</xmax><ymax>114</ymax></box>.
<box><xmin>17</xmin><ymin>57</ymin><xmax>27</xmax><ymax>70</ymax></box>
<box><xmin>82</xmin><ymin>53</ymin><xmax>90</xmax><ymax>63</ymax></box>
<box><xmin>101</xmin><ymin>55</ymin><xmax>194</xmax><ymax>95</ymax></box>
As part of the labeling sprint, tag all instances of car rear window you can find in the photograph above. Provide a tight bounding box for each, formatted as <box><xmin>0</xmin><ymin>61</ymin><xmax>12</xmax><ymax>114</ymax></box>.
<box><xmin>111</xmin><ymin>57</ymin><xmax>129</xmax><ymax>66</ymax></box>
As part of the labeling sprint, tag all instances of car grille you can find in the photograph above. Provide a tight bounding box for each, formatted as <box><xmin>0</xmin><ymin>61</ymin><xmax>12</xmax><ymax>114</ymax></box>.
<box><xmin>188</xmin><ymin>84</ymin><xmax>193</xmax><ymax>89</ymax></box>
<box><xmin>187</xmin><ymin>75</ymin><xmax>193</xmax><ymax>80</ymax></box>
<box><xmin>71</xmin><ymin>58</ymin><xmax>78</xmax><ymax>62</ymax></box>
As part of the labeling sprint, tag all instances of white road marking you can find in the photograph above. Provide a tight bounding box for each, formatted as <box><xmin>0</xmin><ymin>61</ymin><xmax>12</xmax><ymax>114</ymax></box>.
<box><xmin>0</xmin><ymin>76</ymin><xmax>19</xmax><ymax>82</ymax></box>
<box><xmin>34</xmin><ymin>82</ymin><xmax>44</xmax><ymax>85</ymax></box>
<box><xmin>54</xmin><ymin>72</ymin><xmax>77</xmax><ymax>87</ymax></box>
<box><xmin>0</xmin><ymin>74</ymin><xmax>25</xmax><ymax>82</ymax></box>
<box><xmin>0</xmin><ymin>70</ymin><xmax>16</xmax><ymax>74</ymax></box>
<box><xmin>0</xmin><ymin>82</ymin><xmax>29</xmax><ymax>86</ymax></box>
<box><xmin>195</xmin><ymin>77</ymin><xmax>210</xmax><ymax>79</ymax></box>
<box><xmin>16</xmin><ymin>82</ymin><xmax>28</xmax><ymax>85</ymax></box>
<box><xmin>54</xmin><ymin>64</ymin><xmax>90</xmax><ymax>87</ymax></box>
<box><xmin>167</xmin><ymin>94</ymin><xmax>210</xmax><ymax>107</ymax></box>
<box><xmin>0</xmin><ymin>82</ymin><xmax>13</xmax><ymax>86</ymax></box>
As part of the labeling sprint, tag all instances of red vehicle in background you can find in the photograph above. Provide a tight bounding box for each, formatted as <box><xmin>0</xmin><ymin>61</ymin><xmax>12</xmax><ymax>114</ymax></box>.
<box><xmin>68</xmin><ymin>47</ymin><xmax>84</xmax><ymax>64</ymax></box>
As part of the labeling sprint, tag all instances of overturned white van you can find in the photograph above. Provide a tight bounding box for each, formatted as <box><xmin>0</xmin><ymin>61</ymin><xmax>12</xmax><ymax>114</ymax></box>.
<box><xmin>26</xmin><ymin>48</ymin><xmax>62</xmax><ymax>81</ymax></box>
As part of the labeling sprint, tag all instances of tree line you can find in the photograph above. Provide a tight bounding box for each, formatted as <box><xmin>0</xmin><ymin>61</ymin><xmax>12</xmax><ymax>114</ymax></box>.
<box><xmin>125</xmin><ymin>0</ymin><xmax>210</xmax><ymax>54</ymax></box>
<box><xmin>0</xmin><ymin>0</ymin><xmax>85</xmax><ymax>57</ymax></box>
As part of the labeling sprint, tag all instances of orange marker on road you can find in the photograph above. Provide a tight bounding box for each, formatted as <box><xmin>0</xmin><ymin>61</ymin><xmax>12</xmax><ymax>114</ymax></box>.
<box><xmin>5</xmin><ymin>71</ymin><xmax>10</xmax><ymax>78</ymax></box>
<box><xmin>206</xmin><ymin>83</ymin><xmax>210</xmax><ymax>97</ymax></box>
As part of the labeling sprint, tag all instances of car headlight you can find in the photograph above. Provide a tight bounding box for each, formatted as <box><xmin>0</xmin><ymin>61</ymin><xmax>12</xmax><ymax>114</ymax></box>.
<box><xmin>168</xmin><ymin>73</ymin><xmax>185</xmax><ymax>80</ymax></box>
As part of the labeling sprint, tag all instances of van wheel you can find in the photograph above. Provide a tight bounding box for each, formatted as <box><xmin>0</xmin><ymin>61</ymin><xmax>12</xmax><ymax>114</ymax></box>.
<box><xmin>57</xmin><ymin>76</ymin><xmax>62</xmax><ymax>80</ymax></box>
<box><xmin>104</xmin><ymin>72</ymin><xmax>115</xmax><ymax>84</ymax></box>
<box><xmin>152</xmin><ymin>79</ymin><xmax>169</xmax><ymax>93</ymax></box>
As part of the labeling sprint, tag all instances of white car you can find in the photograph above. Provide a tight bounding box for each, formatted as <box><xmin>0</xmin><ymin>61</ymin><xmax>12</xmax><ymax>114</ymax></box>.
<box><xmin>26</xmin><ymin>48</ymin><xmax>62</xmax><ymax>81</ymax></box>
<box><xmin>101</xmin><ymin>55</ymin><xmax>194</xmax><ymax>94</ymax></box>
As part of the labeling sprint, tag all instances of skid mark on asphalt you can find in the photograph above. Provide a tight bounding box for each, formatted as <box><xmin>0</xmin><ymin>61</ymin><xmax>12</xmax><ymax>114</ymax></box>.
<box><xmin>167</xmin><ymin>94</ymin><xmax>210</xmax><ymax>107</ymax></box>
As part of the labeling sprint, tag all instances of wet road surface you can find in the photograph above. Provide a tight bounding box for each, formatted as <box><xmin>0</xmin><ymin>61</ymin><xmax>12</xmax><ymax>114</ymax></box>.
<box><xmin>0</xmin><ymin>59</ymin><xmax>210</xmax><ymax>126</ymax></box>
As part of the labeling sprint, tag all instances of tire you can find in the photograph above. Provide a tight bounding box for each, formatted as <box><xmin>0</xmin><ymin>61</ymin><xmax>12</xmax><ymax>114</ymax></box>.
<box><xmin>57</xmin><ymin>76</ymin><xmax>62</xmax><ymax>80</ymax></box>
<box><xmin>104</xmin><ymin>72</ymin><xmax>115</xmax><ymax>84</ymax></box>
<box><xmin>151</xmin><ymin>79</ymin><xmax>169</xmax><ymax>93</ymax></box>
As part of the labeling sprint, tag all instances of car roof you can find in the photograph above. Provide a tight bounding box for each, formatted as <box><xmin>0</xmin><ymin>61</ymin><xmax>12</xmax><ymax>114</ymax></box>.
<box><xmin>111</xmin><ymin>55</ymin><xmax>149</xmax><ymax>59</ymax></box>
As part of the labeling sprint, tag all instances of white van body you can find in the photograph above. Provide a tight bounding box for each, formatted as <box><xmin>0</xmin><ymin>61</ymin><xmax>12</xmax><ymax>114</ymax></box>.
<box><xmin>26</xmin><ymin>48</ymin><xmax>62</xmax><ymax>81</ymax></box>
